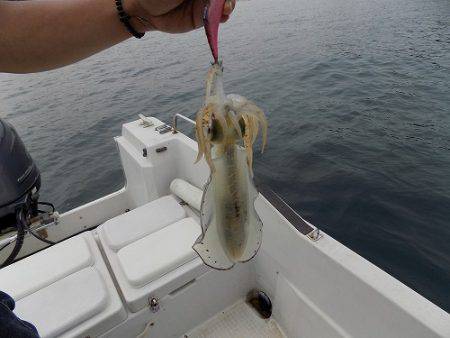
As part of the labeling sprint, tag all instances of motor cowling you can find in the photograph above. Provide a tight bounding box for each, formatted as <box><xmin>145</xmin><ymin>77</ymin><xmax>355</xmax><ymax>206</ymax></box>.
<box><xmin>0</xmin><ymin>119</ymin><xmax>40</xmax><ymax>229</ymax></box>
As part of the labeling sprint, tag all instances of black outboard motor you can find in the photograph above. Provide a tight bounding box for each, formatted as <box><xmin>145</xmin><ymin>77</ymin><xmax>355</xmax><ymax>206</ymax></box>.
<box><xmin>0</xmin><ymin>119</ymin><xmax>41</xmax><ymax>228</ymax></box>
<box><xmin>0</xmin><ymin>119</ymin><xmax>42</xmax><ymax>266</ymax></box>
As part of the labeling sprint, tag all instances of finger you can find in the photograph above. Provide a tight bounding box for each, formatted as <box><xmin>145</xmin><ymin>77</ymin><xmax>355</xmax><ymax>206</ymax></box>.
<box><xmin>148</xmin><ymin>0</ymin><xmax>204</xmax><ymax>33</ymax></box>
<box><xmin>223</xmin><ymin>0</ymin><xmax>236</xmax><ymax>16</ymax></box>
<box><xmin>178</xmin><ymin>0</ymin><xmax>206</xmax><ymax>31</ymax></box>
<box><xmin>191</xmin><ymin>0</ymin><xmax>207</xmax><ymax>29</ymax></box>
<box><xmin>150</xmin><ymin>0</ymin><xmax>185</xmax><ymax>16</ymax></box>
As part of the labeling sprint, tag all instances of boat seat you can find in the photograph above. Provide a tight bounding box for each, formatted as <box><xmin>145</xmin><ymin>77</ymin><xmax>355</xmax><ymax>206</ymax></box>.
<box><xmin>98</xmin><ymin>195</ymin><xmax>209</xmax><ymax>313</ymax></box>
<box><xmin>0</xmin><ymin>232</ymin><xmax>126</xmax><ymax>338</ymax></box>
<box><xmin>101</xmin><ymin>195</ymin><xmax>187</xmax><ymax>251</ymax></box>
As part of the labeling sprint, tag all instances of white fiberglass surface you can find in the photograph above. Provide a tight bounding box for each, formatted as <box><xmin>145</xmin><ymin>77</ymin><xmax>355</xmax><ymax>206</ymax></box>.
<box><xmin>185</xmin><ymin>300</ymin><xmax>286</xmax><ymax>338</ymax></box>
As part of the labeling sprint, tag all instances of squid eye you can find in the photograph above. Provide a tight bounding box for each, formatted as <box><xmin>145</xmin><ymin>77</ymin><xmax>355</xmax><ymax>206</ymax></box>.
<box><xmin>208</xmin><ymin>118</ymin><xmax>224</xmax><ymax>143</ymax></box>
<box><xmin>238</xmin><ymin>117</ymin><xmax>246</xmax><ymax>135</ymax></box>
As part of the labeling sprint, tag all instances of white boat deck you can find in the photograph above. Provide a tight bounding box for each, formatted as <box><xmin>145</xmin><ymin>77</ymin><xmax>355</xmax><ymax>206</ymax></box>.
<box><xmin>186</xmin><ymin>301</ymin><xmax>286</xmax><ymax>338</ymax></box>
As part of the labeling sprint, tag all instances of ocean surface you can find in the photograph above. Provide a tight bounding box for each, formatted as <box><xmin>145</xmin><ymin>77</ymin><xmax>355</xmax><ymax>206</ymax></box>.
<box><xmin>1</xmin><ymin>0</ymin><xmax>449</xmax><ymax>312</ymax></box>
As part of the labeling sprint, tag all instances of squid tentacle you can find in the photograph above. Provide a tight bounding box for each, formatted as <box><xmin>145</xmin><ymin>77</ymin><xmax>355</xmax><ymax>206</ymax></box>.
<box><xmin>241</xmin><ymin>115</ymin><xmax>255</xmax><ymax>175</ymax></box>
<box><xmin>204</xmin><ymin>139</ymin><xmax>215</xmax><ymax>172</ymax></box>
<box><xmin>229</xmin><ymin>97</ymin><xmax>268</xmax><ymax>153</ymax></box>
<box><xmin>196</xmin><ymin>69</ymin><xmax>268</xmax><ymax>176</ymax></box>
<box><xmin>195</xmin><ymin>107</ymin><xmax>208</xmax><ymax>163</ymax></box>
<box><xmin>228</xmin><ymin>110</ymin><xmax>243</xmax><ymax>139</ymax></box>
<box><xmin>240</xmin><ymin>103</ymin><xmax>268</xmax><ymax>152</ymax></box>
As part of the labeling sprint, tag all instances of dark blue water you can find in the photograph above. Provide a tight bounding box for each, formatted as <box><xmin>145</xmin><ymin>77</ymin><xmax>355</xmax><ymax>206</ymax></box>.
<box><xmin>1</xmin><ymin>0</ymin><xmax>449</xmax><ymax>312</ymax></box>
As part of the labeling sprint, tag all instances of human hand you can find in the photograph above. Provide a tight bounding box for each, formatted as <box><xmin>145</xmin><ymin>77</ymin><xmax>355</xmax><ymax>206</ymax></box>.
<box><xmin>125</xmin><ymin>0</ymin><xmax>236</xmax><ymax>34</ymax></box>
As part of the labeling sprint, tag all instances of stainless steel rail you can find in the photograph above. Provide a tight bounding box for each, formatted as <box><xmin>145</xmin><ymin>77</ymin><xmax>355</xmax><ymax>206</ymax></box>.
<box><xmin>256</xmin><ymin>182</ymin><xmax>319</xmax><ymax>239</ymax></box>
<box><xmin>0</xmin><ymin>213</ymin><xmax>59</xmax><ymax>248</ymax></box>
<box><xmin>172</xmin><ymin>113</ymin><xmax>195</xmax><ymax>134</ymax></box>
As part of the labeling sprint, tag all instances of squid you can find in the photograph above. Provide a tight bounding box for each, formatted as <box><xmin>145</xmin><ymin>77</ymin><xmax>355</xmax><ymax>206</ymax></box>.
<box><xmin>192</xmin><ymin>62</ymin><xmax>268</xmax><ymax>269</ymax></box>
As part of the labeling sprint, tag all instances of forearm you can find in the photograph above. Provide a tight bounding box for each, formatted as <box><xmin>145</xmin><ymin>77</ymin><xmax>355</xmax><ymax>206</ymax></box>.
<box><xmin>0</xmin><ymin>0</ymin><xmax>140</xmax><ymax>73</ymax></box>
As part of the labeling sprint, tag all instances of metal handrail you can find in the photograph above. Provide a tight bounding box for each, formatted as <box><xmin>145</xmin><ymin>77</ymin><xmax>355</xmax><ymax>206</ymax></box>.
<box><xmin>0</xmin><ymin>212</ymin><xmax>59</xmax><ymax>248</ymax></box>
<box><xmin>172</xmin><ymin>113</ymin><xmax>195</xmax><ymax>134</ymax></box>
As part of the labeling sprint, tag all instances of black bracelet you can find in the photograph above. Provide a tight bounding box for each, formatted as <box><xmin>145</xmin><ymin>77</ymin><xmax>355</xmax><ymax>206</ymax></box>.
<box><xmin>115</xmin><ymin>0</ymin><xmax>145</xmax><ymax>39</ymax></box>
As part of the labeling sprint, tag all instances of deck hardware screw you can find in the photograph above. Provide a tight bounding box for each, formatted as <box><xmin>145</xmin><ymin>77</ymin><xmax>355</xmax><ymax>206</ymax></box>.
<box><xmin>142</xmin><ymin>148</ymin><xmax>148</xmax><ymax>157</ymax></box>
<box><xmin>155</xmin><ymin>124</ymin><xmax>172</xmax><ymax>134</ymax></box>
<box><xmin>307</xmin><ymin>228</ymin><xmax>323</xmax><ymax>242</ymax></box>
<box><xmin>149</xmin><ymin>297</ymin><xmax>159</xmax><ymax>313</ymax></box>
<box><xmin>155</xmin><ymin>146</ymin><xmax>167</xmax><ymax>153</ymax></box>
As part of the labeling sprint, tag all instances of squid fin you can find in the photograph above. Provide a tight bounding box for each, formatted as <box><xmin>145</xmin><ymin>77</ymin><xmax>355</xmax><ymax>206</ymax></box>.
<box><xmin>193</xmin><ymin>218</ymin><xmax>235</xmax><ymax>270</ymax></box>
<box><xmin>236</xmin><ymin>147</ymin><xmax>263</xmax><ymax>262</ymax></box>
<box><xmin>193</xmin><ymin>174</ymin><xmax>234</xmax><ymax>270</ymax></box>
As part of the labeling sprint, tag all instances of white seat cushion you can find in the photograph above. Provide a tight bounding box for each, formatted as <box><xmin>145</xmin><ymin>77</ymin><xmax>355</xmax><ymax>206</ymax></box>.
<box><xmin>117</xmin><ymin>218</ymin><xmax>201</xmax><ymax>287</ymax></box>
<box><xmin>0</xmin><ymin>233</ymin><xmax>126</xmax><ymax>338</ymax></box>
<box><xmin>0</xmin><ymin>235</ymin><xmax>93</xmax><ymax>301</ymax></box>
<box><xmin>15</xmin><ymin>268</ymin><xmax>107</xmax><ymax>338</ymax></box>
<box><xmin>99</xmin><ymin>204</ymin><xmax>209</xmax><ymax>313</ymax></box>
<box><xmin>101</xmin><ymin>195</ymin><xmax>186</xmax><ymax>251</ymax></box>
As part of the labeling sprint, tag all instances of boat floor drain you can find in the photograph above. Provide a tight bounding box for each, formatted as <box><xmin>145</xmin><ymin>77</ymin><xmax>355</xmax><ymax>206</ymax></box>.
<box><xmin>246</xmin><ymin>289</ymin><xmax>272</xmax><ymax>319</ymax></box>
